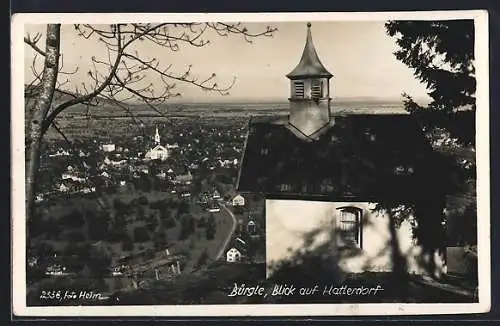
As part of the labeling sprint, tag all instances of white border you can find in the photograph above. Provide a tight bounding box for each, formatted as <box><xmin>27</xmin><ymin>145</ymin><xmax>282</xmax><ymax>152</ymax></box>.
<box><xmin>11</xmin><ymin>10</ymin><xmax>490</xmax><ymax>317</ymax></box>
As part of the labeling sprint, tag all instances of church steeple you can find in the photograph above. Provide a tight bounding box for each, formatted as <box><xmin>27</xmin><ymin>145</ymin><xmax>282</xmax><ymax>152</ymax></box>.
<box><xmin>287</xmin><ymin>22</ymin><xmax>332</xmax><ymax>79</ymax></box>
<box><xmin>154</xmin><ymin>127</ymin><xmax>161</xmax><ymax>145</ymax></box>
<box><xmin>286</xmin><ymin>22</ymin><xmax>334</xmax><ymax>140</ymax></box>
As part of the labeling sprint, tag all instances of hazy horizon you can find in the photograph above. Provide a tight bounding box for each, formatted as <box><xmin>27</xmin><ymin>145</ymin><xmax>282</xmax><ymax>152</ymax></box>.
<box><xmin>24</xmin><ymin>21</ymin><xmax>432</xmax><ymax>103</ymax></box>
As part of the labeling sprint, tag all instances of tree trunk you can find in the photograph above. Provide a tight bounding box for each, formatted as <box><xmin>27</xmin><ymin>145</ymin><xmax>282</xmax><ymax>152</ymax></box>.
<box><xmin>26</xmin><ymin>24</ymin><xmax>61</xmax><ymax>224</ymax></box>
<box><xmin>414</xmin><ymin>199</ymin><xmax>447</xmax><ymax>279</ymax></box>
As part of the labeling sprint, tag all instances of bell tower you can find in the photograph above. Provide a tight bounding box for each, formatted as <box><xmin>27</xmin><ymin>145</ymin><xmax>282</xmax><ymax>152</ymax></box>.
<box><xmin>154</xmin><ymin>127</ymin><xmax>161</xmax><ymax>145</ymax></box>
<box><xmin>286</xmin><ymin>22</ymin><xmax>333</xmax><ymax>139</ymax></box>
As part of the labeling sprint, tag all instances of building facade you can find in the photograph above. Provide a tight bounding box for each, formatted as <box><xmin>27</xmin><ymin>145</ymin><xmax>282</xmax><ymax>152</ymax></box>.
<box><xmin>232</xmin><ymin>194</ymin><xmax>245</xmax><ymax>207</ymax></box>
<box><xmin>265</xmin><ymin>200</ymin><xmax>446</xmax><ymax>278</ymax></box>
<box><xmin>226</xmin><ymin>248</ymin><xmax>242</xmax><ymax>263</ymax></box>
<box><xmin>236</xmin><ymin>23</ymin><xmax>449</xmax><ymax>280</ymax></box>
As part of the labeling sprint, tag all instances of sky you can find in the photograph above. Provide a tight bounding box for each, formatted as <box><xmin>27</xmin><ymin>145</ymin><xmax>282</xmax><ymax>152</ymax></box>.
<box><xmin>24</xmin><ymin>21</ymin><xmax>431</xmax><ymax>103</ymax></box>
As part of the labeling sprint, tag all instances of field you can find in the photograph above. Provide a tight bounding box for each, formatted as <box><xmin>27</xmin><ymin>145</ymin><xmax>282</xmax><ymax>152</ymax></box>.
<box><xmin>36</xmin><ymin>99</ymin><xmax>409</xmax><ymax>140</ymax></box>
<box><xmin>52</xmin><ymin>99</ymin><xmax>410</xmax><ymax>118</ymax></box>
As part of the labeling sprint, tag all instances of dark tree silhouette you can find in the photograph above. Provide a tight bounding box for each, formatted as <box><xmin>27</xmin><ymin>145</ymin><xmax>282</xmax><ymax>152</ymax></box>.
<box><xmin>121</xmin><ymin>235</ymin><xmax>134</xmax><ymax>252</ymax></box>
<box><xmin>113</xmin><ymin>198</ymin><xmax>126</xmax><ymax>213</ymax></box>
<box><xmin>87</xmin><ymin>246</ymin><xmax>112</xmax><ymax>278</ymax></box>
<box><xmin>205</xmin><ymin>213</ymin><xmax>216</xmax><ymax>240</ymax></box>
<box><xmin>178</xmin><ymin>215</ymin><xmax>195</xmax><ymax>240</ymax></box>
<box><xmin>385</xmin><ymin>20</ymin><xmax>475</xmax><ymax>145</ymax></box>
<box><xmin>152</xmin><ymin>231</ymin><xmax>167</xmax><ymax>250</ymax></box>
<box><xmin>66</xmin><ymin>230</ymin><xmax>85</xmax><ymax>243</ymax></box>
<box><xmin>133</xmin><ymin>226</ymin><xmax>150</xmax><ymax>243</ymax></box>
<box><xmin>385</xmin><ymin>20</ymin><xmax>477</xmax><ymax>280</ymax></box>
<box><xmin>196</xmin><ymin>248</ymin><xmax>209</xmax><ymax>267</ymax></box>
<box><xmin>197</xmin><ymin>216</ymin><xmax>207</xmax><ymax>228</ymax></box>
<box><xmin>87</xmin><ymin>211</ymin><xmax>111</xmax><ymax>241</ymax></box>
<box><xmin>60</xmin><ymin>209</ymin><xmax>85</xmax><ymax>228</ymax></box>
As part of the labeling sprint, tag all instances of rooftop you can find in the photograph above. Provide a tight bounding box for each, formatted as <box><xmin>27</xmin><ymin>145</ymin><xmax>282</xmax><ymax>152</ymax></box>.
<box><xmin>236</xmin><ymin>114</ymin><xmax>448</xmax><ymax>202</ymax></box>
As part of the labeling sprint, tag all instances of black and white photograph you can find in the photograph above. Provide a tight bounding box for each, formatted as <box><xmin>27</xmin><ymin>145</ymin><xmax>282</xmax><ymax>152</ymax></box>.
<box><xmin>11</xmin><ymin>11</ymin><xmax>490</xmax><ymax>316</ymax></box>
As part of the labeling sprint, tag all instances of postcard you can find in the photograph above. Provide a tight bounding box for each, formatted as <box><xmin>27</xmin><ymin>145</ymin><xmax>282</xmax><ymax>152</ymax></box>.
<box><xmin>11</xmin><ymin>10</ymin><xmax>490</xmax><ymax>316</ymax></box>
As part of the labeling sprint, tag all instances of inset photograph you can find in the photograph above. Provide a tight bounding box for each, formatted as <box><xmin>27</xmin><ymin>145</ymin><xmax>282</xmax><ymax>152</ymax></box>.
<box><xmin>12</xmin><ymin>11</ymin><xmax>488</xmax><ymax>316</ymax></box>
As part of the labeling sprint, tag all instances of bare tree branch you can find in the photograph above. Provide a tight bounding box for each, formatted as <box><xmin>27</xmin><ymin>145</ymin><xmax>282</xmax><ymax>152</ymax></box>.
<box><xmin>24</xmin><ymin>33</ymin><xmax>46</xmax><ymax>56</ymax></box>
<box><xmin>41</xmin><ymin>25</ymin><xmax>124</xmax><ymax>134</ymax></box>
<box><xmin>25</xmin><ymin>22</ymin><xmax>277</xmax><ymax>137</ymax></box>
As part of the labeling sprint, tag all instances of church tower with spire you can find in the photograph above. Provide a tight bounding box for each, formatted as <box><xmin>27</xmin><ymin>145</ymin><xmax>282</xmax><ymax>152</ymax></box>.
<box><xmin>145</xmin><ymin>126</ymin><xmax>169</xmax><ymax>161</ymax></box>
<box><xmin>286</xmin><ymin>22</ymin><xmax>333</xmax><ymax>139</ymax></box>
<box><xmin>154</xmin><ymin>127</ymin><xmax>161</xmax><ymax>145</ymax></box>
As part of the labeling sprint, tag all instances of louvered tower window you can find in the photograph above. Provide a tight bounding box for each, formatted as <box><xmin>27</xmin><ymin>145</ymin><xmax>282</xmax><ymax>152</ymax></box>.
<box><xmin>311</xmin><ymin>80</ymin><xmax>322</xmax><ymax>98</ymax></box>
<box><xmin>294</xmin><ymin>81</ymin><xmax>305</xmax><ymax>98</ymax></box>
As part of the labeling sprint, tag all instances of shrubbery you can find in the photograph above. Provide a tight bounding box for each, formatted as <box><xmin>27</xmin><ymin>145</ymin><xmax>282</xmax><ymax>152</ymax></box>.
<box><xmin>133</xmin><ymin>226</ymin><xmax>150</xmax><ymax>243</ymax></box>
<box><xmin>121</xmin><ymin>235</ymin><xmax>134</xmax><ymax>252</ymax></box>
<box><xmin>60</xmin><ymin>209</ymin><xmax>86</xmax><ymax>228</ymax></box>
<box><xmin>205</xmin><ymin>214</ymin><xmax>216</xmax><ymax>240</ymax></box>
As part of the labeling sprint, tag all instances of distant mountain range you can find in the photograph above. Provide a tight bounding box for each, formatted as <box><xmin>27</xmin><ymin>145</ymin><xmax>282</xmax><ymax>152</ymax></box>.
<box><xmin>25</xmin><ymin>84</ymin><xmax>424</xmax><ymax>105</ymax></box>
<box><xmin>25</xmin><ymin>85</ymin><xmax>113</xmax><ymax>107</ymax></box>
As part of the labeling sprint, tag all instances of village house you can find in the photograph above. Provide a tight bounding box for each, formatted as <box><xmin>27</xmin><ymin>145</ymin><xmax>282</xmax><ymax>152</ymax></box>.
<box><xmin>247</xmin><ymin>220</ymin><xmax>257</xmax><ymax>235</ymax></box>
<box><xmin>232</xmin><ymin>194</ymin><xmax>245</xmax><ymax>207</ymax></box>
<box><xmin>49</xmin><ymin>148</ymin><xmax>70</xmax><ymax>157</ymax></box>
<box><xmin>156</xmin><ymin>170</ymin><xmax>167</xmax><ymax>180</ymax></box>
<box><xmin>175</xmin><ymin>169</ymin><xmax>193</xmax><ymax>184</ymax></box>
<box><xmin>188</xmin><ymin>163</ymin><xmax>199</xmax><ymax>170</ymax></box>
<box><xmin>61</xmin><ymin>171</ymin><xmax>86</xmax><ymax>183</ymax></box>
<box><xmin>58</xmin><ymin>183</ymin><xmax>70</xmax><ymax>193</ymax></box>
<box><xmin>111</xmin><ymin>264</ymin><xmax>127</xmax><ymax>277</ymax></box>
<box><xmin>207</xmin><ymin>202</ymin><xmax>221</xmax><ymax>213</ymax></box>
<box><xmin>166</xmin><ymin>143</ymin><xmax>180</xmax><ymax>149</ymax></box>
<box><xmin>226</xmin><ymin>247</ymin><xmax>243</xmax><ymax>263</ymax></box>
<box><xmin>218</xmin><ymin>158</ymin><xmax>234</xmax><ymax>168</ymax></box>
<box><xmin>101</xmin><ymin>143</ymin><xmax>116</xmax><ymax>152</ymax></box>
<box><xmin>236</xmin><ymin>23</ymin><xmax>450</xmax><ymax>280</ymax></box>
<box><xmin>45</xmin><ymin>263</ymin><xmax>67</xmax><ymax>276</ymax></box>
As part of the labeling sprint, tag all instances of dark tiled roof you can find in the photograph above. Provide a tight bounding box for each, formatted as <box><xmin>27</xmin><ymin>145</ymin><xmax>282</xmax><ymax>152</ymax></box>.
<box><xmin>236</xmin><ymin>114</ymin><xmax>446</xmax><ymax>202</ymax></box>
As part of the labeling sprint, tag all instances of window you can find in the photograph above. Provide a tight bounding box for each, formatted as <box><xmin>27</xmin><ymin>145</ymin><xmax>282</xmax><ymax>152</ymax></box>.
<box><xmin>280</xmin><ymin>183</ymin><xmax>292</xmax><ymax>192</ymax></box>
<box><xmin>311</xmin><ymin>80</ymin><xmax>323</xmax><ymax>98</ymax></box>
<box><xmin>336</xmin><ymin>207</ymin><xmax>362</xmax><ymax>248</ymax></box>
<box><xmin>294</xmin><ymin>81</ymin><xmax>305</xmax><ymax>98</ymax></box>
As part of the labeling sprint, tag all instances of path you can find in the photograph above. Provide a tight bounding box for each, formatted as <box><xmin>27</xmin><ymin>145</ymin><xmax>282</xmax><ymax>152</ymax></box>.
<box><xmin>215</xmin><ymin>203</ymin><xmax>237</xmax><ymax>260</ymax></box>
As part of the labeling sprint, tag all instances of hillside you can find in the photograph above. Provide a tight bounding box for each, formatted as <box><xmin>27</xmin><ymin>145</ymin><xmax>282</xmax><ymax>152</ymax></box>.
<box><xmin>25</xmin><ymin>85</ymin><xmax>136</xmax><ymax>118</ymax></box>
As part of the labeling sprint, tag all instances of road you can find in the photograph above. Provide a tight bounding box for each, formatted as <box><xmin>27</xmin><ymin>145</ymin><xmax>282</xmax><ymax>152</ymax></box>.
<box><xmin>215</xmin><ymin>203</ymin><xmax>237</xmax><ymax>260</ymax></box>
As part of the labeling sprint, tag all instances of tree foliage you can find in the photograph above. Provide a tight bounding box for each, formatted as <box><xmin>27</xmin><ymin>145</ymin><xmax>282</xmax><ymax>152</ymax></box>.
<box><xmin>87</xmin><ymin>245</ymin><xmax>112</xmax><ymax>278</ymax></box>
<box><xmin>133</xmin><ymin>226</ymin><xmax>150</xmax><ymax>243</ymax></box>
<box><xmin>385</xmin><ymin>20</ymin><xmax>476</xmax><ymax>145</ymax></box>
<box><xmin>197</xmin><ymin>248</ymin><xmax>209</xmax><ymax>267</ymax></box>
<box><xmin>178</xmin><ymin>214</ymin><xmax>195</xmax><ymax>240</ymax></box>
<box><xmin>205</xmin><ymin>213</ymin><xmax>216</xmax><ymax>240</ymax></box>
